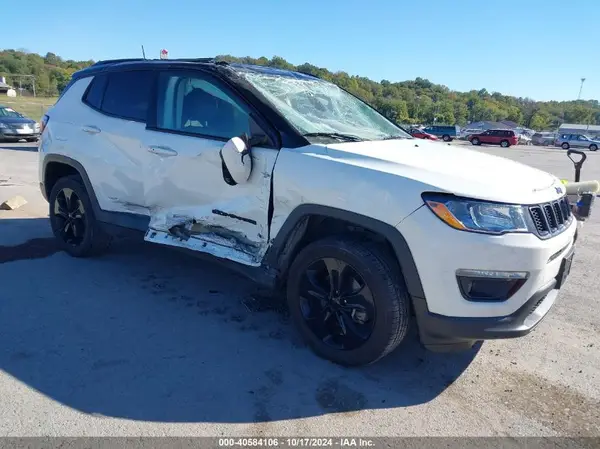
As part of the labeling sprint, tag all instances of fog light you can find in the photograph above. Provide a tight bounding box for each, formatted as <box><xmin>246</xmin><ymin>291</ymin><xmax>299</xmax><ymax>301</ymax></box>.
<box><xmin>456</xmin><ymin>269</ymin><xmax>529</xmax><ymax>302</ymax></box>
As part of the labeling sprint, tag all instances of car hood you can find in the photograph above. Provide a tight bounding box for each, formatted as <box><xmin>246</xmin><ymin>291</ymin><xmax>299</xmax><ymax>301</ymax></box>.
<box><xmin>0</xmin><ymin>117</ymin><xmax>35</xmax><ymax>125</ymax></box>
<box><xmin>324</xmin><ymin>138</ymin><xmax>564</xmax><ymax>204</ymax></box>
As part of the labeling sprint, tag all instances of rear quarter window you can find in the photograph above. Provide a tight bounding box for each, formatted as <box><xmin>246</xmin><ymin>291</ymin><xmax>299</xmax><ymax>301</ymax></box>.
<box><xmin>82</xmin><ymin>74</ymin><xmax>108</xmax><ymax>109</ymax></box>
<box><xmin>100</xmin><ymin>70</ymin><xmax>155</xmax><ymax>122</ymax></box>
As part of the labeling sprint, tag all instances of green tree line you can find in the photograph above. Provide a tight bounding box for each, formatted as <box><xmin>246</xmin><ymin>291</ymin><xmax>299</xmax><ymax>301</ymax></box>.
<box><xmin>216</xmin><ymin>55</ymin><xmax>600</xmax><ymax>130</ymax></box>
<box><xmin>2</xmin><ymin>50</ymin><xmax>599</xmax><ymax>130</ymax></box>
<box><xmin>0</xmin><ymin>49</ymin><xmax>92</xmax><ymax>97</ymax></box>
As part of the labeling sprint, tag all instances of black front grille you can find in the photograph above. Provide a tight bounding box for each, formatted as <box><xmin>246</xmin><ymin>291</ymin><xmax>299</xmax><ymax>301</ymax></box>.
<box><xmin>529</xmin><ymin>196</ymin><xmax>571</xmax><ymax>237</ymax></box>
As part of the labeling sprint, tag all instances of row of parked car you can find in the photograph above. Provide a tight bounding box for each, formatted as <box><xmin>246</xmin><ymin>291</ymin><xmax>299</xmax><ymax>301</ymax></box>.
<box><xmin>408</xmin><ymin>124</ymin><xmax>600</xmax><ymax>151</ymax></box>
<box><xmin>527</xmin><ymin>131</ymin><xmax>600</xmax><ymax>151</ymax></box>
<box><xmin>407</xmin><ymin>125</ymin><xmax>520</xmax><ymax>147</ymax></box>
<box><xmin>553</xmin><ymin>133</ymin><xmax>600</xmax><ymax>151</ymax></box>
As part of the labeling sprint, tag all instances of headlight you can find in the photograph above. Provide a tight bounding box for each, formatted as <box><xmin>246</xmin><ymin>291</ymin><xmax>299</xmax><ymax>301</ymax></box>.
<box><xmin>0</xmin><ymin>123</ymin><xmax>7</xmax><ymax>129</ymax></box>
<box><xmin>422</xmin><ymin>193</ymin><xmax>529</xmax><ymax>235</ymax></box>
<box><xmin>34</xmin><ymin>123</ymin><xmax>40</xmax><ymax>130</ymax></box>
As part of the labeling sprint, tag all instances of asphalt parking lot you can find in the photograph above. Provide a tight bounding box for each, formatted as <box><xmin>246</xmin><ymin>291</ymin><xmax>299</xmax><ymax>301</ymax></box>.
<box><xmin>0</xmin><ymin>141</ymin><xmax>599</xmax><ymax>438</ymax></box>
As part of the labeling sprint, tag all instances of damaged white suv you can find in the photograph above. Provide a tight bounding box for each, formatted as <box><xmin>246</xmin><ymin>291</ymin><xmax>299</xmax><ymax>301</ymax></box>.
<box><xmin>38</xmin><ymin>58</ymin><xmax>578</xmax><ymax>366</ymax></box>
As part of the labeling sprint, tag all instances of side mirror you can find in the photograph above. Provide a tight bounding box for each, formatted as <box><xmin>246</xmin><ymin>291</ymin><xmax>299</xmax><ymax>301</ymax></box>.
<box><xmin>220</xmin><ymin>136</ymin><xmax>253</xmax><ymax>186</ymax></box>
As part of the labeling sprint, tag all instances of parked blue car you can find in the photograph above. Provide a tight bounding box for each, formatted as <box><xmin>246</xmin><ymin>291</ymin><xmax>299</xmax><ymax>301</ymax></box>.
<box><xmin>421</xmin><ymin>125</ymin><xmax>460</xmax><ymax>142</ymax></box>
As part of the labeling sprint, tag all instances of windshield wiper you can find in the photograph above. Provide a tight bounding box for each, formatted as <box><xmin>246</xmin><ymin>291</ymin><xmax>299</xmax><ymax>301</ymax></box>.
<box><xmin>302</xmin><ymin>132</ymin><xmax>364</xmax><ymax>142</ymax></box>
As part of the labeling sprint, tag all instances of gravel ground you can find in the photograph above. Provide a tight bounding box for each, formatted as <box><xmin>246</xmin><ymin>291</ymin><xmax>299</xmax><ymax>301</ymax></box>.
<box><xmin>0</xmin><ymin>141</ymin><xmax>598</xmax><ymax>439</ymax></box>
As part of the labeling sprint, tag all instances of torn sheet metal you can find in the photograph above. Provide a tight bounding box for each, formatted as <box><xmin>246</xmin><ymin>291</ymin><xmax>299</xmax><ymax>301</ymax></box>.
<box><xmin>145</xmin><ymin>229</ymin><xmax>261</xmax><ymax>266</ymax></box>
<box><xmin>144</xmin><ymin>205</ymin><xmax>265</xmax><ymax>265</ymax></box>
<box><xmin>140</xmin><ymin>131</ymin><xmax>279</xmax><ymax>266</ymax></box>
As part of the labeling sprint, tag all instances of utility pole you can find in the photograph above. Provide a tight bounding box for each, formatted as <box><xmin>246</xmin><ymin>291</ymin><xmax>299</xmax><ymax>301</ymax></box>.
<box><xmin>578</xmin><ymin>77</ymin><xmax>586</xmax><ymax>100</ymax></box>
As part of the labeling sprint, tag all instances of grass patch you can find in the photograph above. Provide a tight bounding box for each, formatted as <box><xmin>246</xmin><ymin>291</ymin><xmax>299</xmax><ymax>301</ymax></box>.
<box><xmin>0</xmin><ymin>96</ymin><xmax>58</xmax><ymax>121</ymax></box>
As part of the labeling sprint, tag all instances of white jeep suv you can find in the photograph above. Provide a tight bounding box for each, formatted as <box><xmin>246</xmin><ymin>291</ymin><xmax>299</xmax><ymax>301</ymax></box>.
<box><xmin>38</xmin><ymin>58</ymin><xmax>578</xmax><ymax>366</ymax></box>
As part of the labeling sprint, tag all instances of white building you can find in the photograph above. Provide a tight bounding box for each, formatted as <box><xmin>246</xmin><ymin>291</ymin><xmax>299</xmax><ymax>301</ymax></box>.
<box><xmin>558</xmin><ymin>123</ymin><xmax>600</xmax><ymax>139</ymax></box>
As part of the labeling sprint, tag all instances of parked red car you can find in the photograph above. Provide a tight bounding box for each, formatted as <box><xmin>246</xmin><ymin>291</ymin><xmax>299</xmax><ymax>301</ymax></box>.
<box><xmin>409</xmin><ymin>128</ymin><xmax>439</xmax><ymax>140</ymax></box>
<box><xmin>468</xmin><ymin>129</ymin><xmax>518</xmax><ymax>148</ymax></box>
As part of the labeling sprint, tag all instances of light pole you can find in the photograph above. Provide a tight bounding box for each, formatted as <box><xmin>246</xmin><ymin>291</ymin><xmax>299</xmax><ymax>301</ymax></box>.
<box><xmin>578</xmin><ymin>77</ymin><xmax>586</xmax><ymax>100</ymax></box>
<box><xmin>414</xmin><ymin>96</ymin><xmax>420</xmax><ymax>124</ymax></box>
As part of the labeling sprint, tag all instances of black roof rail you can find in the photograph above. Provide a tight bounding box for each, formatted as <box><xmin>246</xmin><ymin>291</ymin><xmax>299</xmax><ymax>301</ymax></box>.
<box><xmin>170</xmin><ymin>57</ymin><xmax>219</xmax><ymax>63</ymax></box>
<box><xmin>90</xmin><ymin>57</ymin><xmax>227</xmax><ymax>67</ymax></box>
<box><xmin>91</xmin><ymin>58</ymin><xmax>146</xmax><ymax>66</ymax></box>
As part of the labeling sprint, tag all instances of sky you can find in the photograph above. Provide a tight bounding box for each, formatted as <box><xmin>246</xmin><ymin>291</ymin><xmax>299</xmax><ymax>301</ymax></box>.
<box><xmin>3</xmin><ymin>0</ymin><xmax>599</xmax><ymax>102</ymax></box>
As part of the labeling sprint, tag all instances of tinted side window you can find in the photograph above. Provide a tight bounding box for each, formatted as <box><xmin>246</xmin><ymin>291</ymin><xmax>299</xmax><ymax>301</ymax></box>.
<box><xmin>155</xmin><ymin>71</ymin><xmax>254</xmax><ymax>140</ymax></box>
<box><xmin>83</xmin><ymin>74</ymin><xmax>108</xmax><ymax>109</ymax></box>
<box><xmin>101</xmin><ymin>70</ymin><xmax>154</xmax><ymax>122</ymax></box>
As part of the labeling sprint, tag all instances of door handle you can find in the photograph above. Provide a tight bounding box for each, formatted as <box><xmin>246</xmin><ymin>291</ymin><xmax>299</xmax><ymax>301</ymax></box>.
<box><xmin>82</xmin><ymin>125</ymin><xmax>101</xmax><ymax>134</ymax></box>
<box><xmin>148</xmin><ymin>145</ymin><xmax>178</xmax><ymax>157</ymax></box>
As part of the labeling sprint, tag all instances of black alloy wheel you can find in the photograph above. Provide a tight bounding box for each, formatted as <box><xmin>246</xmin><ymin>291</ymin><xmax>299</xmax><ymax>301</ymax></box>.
<box><xmin>53</xmin><ymin>187</ymin><xmax>86</xmax><ymax>246</ymax></box>
<box><xmin>49</xmin><ymin>175</ymin><xmax>112</xmax><ymax>257</ymax></box>
<box><xmin>298</xmin><ymin>257</ymin><xmax>376</xmax><ymax>351</ymax></box>
<box><xmin>286</xmin><ymin>237</ymin><xmax>411</xmax><ymax>366</ymax></box>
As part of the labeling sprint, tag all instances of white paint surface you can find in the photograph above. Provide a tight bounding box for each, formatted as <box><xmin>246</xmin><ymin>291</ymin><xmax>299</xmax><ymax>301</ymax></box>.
<box><xmin>44</xmin><ymin>78</ymin><xmax>278</xmax><ymax>265</ymax></box>
<box><xmin>42</xmin><ymin>76</ymin><xmax>582</xmax><ymax>324</ymax></box>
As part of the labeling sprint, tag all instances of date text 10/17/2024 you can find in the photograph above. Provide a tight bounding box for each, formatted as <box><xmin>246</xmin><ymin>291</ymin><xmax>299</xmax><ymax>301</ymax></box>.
<box><xmin>218</xmin><ymin>438</ymin><xmax>375</xmax><ymax>447</ymax></box>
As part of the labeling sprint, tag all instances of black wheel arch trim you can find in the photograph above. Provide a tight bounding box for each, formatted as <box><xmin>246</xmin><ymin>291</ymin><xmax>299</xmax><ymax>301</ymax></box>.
<box><xmin>264</xmin><ymin>203</ymin><xmax>426</xmax><ymax>299</ymax></box>
<box><xmin>42</xmin><ymin>154</ymin><xmax>150</xmax><ymax>231</ymax></box>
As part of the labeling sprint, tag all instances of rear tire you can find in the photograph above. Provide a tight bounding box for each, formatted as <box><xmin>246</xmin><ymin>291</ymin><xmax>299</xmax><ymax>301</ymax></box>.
<box><xmin>471</xmin><ymin>137</ymin><xmax>480</xmax><ymax>145</ymax></box>
<box><xmin>590</xmin><ymin>144</ymin><xmax>598</xmax><ymax>151</ymax></box>
<box><xmin>500</xmin><ymin>140</ymin><xmax>510</xmax><ymax>148</ymax></box>
<box><xmin>442</xmin><ymin>135</ymin><xmax>451</xmax><ymax>142</ymax></box>
<box><xmin>562</xmin><ymin>142</ymin><xmax>570</xmax><ymax>149</ymax></box>
<box><xmin>286</xmin><ymin>236</ymin><xmax>411</xmax><ymax>366</ymax></box>
<box><xmin>49</xmin><ymin>175</ymin><xmax>112</xmax><ymax>258</ymax></box>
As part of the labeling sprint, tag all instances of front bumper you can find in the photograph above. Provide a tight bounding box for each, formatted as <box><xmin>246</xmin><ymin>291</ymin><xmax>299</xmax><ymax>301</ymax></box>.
<box><xmin>1</xmin><ymin>129</ymin><xmax>40</xmax><ymax>139</ymax></box>
<box><xmin>413</xmin><ymin>246</ymin><xmax>573</xmax><ymax>351</ymax></box>
<box><xmin>397</xmin><ymin>204</ymin><xmax>578</xmax><ymax>351</ymax></box>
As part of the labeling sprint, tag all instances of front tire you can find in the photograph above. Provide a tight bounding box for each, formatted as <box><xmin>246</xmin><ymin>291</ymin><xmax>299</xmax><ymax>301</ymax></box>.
<box><xmin>286</xmin><ymin>237</ymin><xmax>411</xmax><ymax>366</ymax></box>
<box><xmin>442</xmin><ymin>135</ymin><xmax>451</xmax><ymax>142</ymax></box>
<box><xmin>562</xmin><ymin>142</ymin><xmax>570</xmax><ymax>149</ymax></box>
<box><xmin>471</xmin><ymin>137</ymin><xmax>480</xmax><ymax>145</ymax></box>
<box><xmin>590</xmin><ymin>144</ymin><xmax>598</xmax><ymax>151</ymax></box>
<box><xmin>49</xmin><ymin>175</ymin><xmax>112</xmax><ymax>257</ymax></box>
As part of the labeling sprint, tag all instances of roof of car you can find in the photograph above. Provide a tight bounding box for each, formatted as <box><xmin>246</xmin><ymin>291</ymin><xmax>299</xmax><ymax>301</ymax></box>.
<box><xmin>228</xmin><ymin>63</ymin><xmax>319</xmax><ymax>80</ymax></box>
<box><xmin>73</xmin><ymin>58</ymin><xmax>320</xmax><ymax>82</ymax></box>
